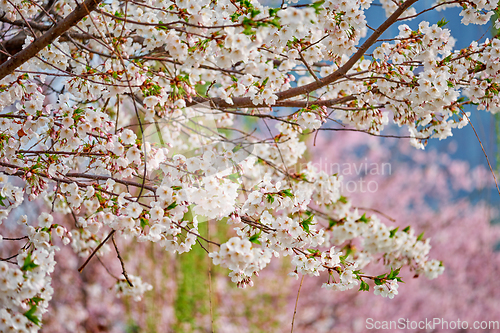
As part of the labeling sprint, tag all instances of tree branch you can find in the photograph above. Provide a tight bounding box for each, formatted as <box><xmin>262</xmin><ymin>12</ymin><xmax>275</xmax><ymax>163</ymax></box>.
<box><xmin>0</xmin><ymin>0</ymin><xmax>103</xmax><ymax>81</ymax></box>
<box><xmin>187</xmin><ymin>0</ymin><xmax>418</xmax><ymax>109</ymax></box>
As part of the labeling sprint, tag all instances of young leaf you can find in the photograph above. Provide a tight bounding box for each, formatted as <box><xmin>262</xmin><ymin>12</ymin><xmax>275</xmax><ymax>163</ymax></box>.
<box><xmin>389</xmin><ymin>227</ymin><xmax>399</xmax><ymax>238</ymax></box>
<box><xmin>437</xmin><ymin>18</ymin><xmax>449</xmax><ymax>27</ymax></box>
<box><xmin>140</xmin><ymin>218</ymin><xmax>149</xmax><ymax>229</ymax></box>
<box><xmin>227</xmin><ymin>173</ymin><xmax>240</xmax><ymax>183</ymax></box>
<box><xmin>24</xmin><ymin>305</ymin><xmax>40</xmax><ymax>326</ymax></box>
<box><xmin>301</xmin><ymin>214</ymin><xmax>315</xmax><ymax>233</ymax></box>
<box><xmin>359</xmin><ymin>280</ymin><xmax>370</xmax><ymax>291</ymax></box>
<box><xmin>266</xmin><ymin>194</ymin><xmax>274</xmax><ymax>204</ymax></box>
<box><xmin>249</xmin><ymin>233</ymin><xmax>261</xmax><ymax>245</ymax></box>
<box><xmin>21</xmin><ymin>252</ymin><xmax>39</xmax><ymax>272</ymax></box>
<box><xmin>358</xmin><ymin>213</ymin><xmax>370</xmax><ymax>223</ymax></box>
<box><xmin>166</xmin><ymin>202</ymin><xmax>178</xmax><ymax>210</ymax></box>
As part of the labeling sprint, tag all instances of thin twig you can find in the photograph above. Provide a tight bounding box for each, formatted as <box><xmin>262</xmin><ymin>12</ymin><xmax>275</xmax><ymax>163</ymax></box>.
<box><xmin>460</xmin><ymin>110</ymin><xmax>500</xmax><ymax>197</ymax></box>
<box><xmin>112</xmin><ymin>235</ymin><xmax>134</xmax><ymax>287</ymax></box>
<box><xmin>96</xmin><ymin>255</ymin><xmax>120</xmax><ymax>281</ymax></box>
<box><xmin>196</xmin><ymin>238</ymin><xmax>209</xmax><ymax>253</ymax></box>
<box><xmin>291</xmin><ymin>275</ymin><xmax>305</xmax><ymax>333</ymax></box>
<box><xmin>78</xmin><ymin>230</ymin><xmax>116</xmax><ymax>273</ymax></box>
<box><xmin>355</xmin><ymin>207</ymin><xmax>396</xmax><ymax>222</ymax></box>
<box><xmin>2</xmin><ymin>236</ymin><xmax>28</xmax><ymax>241</ymax></box>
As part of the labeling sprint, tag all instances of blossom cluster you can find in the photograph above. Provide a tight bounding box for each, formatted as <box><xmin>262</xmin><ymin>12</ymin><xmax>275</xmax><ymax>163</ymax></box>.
<box><xmin>0</xmin><ymin>227</ymin><xmax>60</xmax><ymax>333</ymax></box>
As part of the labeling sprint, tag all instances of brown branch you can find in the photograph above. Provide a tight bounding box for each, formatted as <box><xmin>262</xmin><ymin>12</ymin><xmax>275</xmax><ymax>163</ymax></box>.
<box><xmin>78</xmin><ymin>230</ymin><xmax>116</xmax><ymax>273</ymax></box>
<box><xmin>275</xmin><ymin>95</ymin><xmax>357</xmax><ymax>108</ymax></box>
<box><xmin>0</xmin><ymin>0</ymin><xmax>104</xmax><ymax>81</ymax></box>
<box><xmin>0</xmin><ymin>16</ymin><xmax>51</xmax><ymax>31</ymax></box>
<box><xmin>189</xmin><ymin>94</ymin><xmax>357</xmax><ymax>109</ymax></box>
<box><xmin>112</xmin><ymin>235</ymin><xmax>133</xmax><ymax>287</ymax></box>
<box><xmin>17</xmin><ymin>150</ymin><xmax>106</xmax><ymax>156</ymax></box>
<box><xmin>187</xmin><ymin>0</ymin><xmax>417</xmax><ymax>109</ymax></box>
<box><xmin>0</xmin><ymin>160</ymin><xmax>157</xmax><ymax>193</ymax></box>
<box><xmin>298</xmin><ymin>51</ymin><xmax>319</xmax><ymax>82</ymax></box>
<box><xmin>65</xmin><ymin>172</ymin><xmax>157</xmax><ymax>193</ymax></box>
<box><xmin>291</xmin><ymin>275</ymin><xmax>305</xmax><ymax>333</ymax></box>
<box><xmin>2</xmin><ymin>236</ymin><xmax>29</xmax><ymax>241</ymax></box>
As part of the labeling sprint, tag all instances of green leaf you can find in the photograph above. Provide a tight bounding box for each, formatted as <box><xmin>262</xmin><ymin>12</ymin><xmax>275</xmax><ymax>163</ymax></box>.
<box><xmin>280</xmin><ymin>189</ymin><xmax>294</xmax><ymax>198</ymax></box>
<box><xmin>166</xmin><ymin>202</ymin><xmax>178</xmax><ymax>210</ymax></box>
<box><xmin>269</xmin><ymin>8</ymin><xmax>280</xmax><ymax>16</ymax></box>
<box><xmin>156</xmin><ymin>22</ymin><xmax>168</xmax><ymax>31</ymax></box>
<box><xmin>307</xmin><ymin>249</ymin><xmax>320</xmax><ymax>254</ymax></box>
<box><xmin>436</xmin><ymin>18</ymin><xmax>449</xmax><ymax>27</ymax></box>
<box><xmin>232</xmin><ymin>144</ymin><xmax>243</xmax><ymax>153</ymax></box>
<box><xmin>227</xmin><ymin>173</ymin><xmax>240</xmax><ymax>183</ymax></box>
<box><xmin>358</xmin><ymin>213</ymin><xmax>370</xmax><ymax>223</ymax></box>
<box><xmin>171</xmin><ymin>186</ymin><xmax>182</xmax><ymax>191</ymax></box>
<box><xmin>266</xmin><ymin>194</ymin><xmax>274</xmax><ymax>204</ymax></box>
<box><xmin>249</xmin><ymin>232</ymin><xmax>261</xmax><ymax>245</ymax></box>
<box><xmin>342</xmin><ymin>245</ymin><xmax>354</xmax><ymax>258</ymax></box>
<box><xmin>30</xmin><ymin>297</ymin><xmax>43</xmax><ymax>306</ymax></box>
<box><xmin>387</xmin><ymin>267</ymin><xmax>401</xmax><ymax>280</ymax></box>
<box><xmin>242</xmin><ymin>17</ymin><xmax>255</xmax><ymax>35</ymax></box>
<box><xmin>402</xmin><ymin>226</ymin><xmax>410</xmax><ymax>233</ymax></box>
<box><xmin>249</xmin><ymin>8</ymin><xmax>260</xmax><ymax>18</ymax></box>
<box><xmin>301</xmin><ymin>214</ymin><xmax>315</xmax><ymax>233</ymax></box>
<box><xmin>310</xmin><ymin>0</ymin><xmax>325</xmax><ymax>14</ymax></box>
<box><xmin>374</xmin><ymin>278</ymin><xmax>383</xmax><ymax>286</ymax></box>
<box><xmin>328</xmin><ymin>218</ymin><xmax>337</xmax><ymax>228</ymax></box>
<box><xmin>268</xmin><ymin>17</ymin><xmax>281</xmax><ymax>28</ymax></box>
<box><xmin>441</xmin><ymin>54</ymin><xmax>452</xmax><ymax>64</ymax></box>
<box><xmin>21</xmin><ymin>252</ymin><xmax>39</xmax><ymax>272</ymax></box>
<box><xmin>417</xmin><ymin>232</ymin><xmax>424</xmax><ymax>241</ymax></box>
<box><xmin>230</xmin><ymin>12</ymin><xmax>241</xmax><ymax>22</ymax></box>
<box><xmin>389</xmin><ymin>227</ymin><xmax>399</xmax><ymax>238</ymax></box>
<box><xmin>24</xmin><ymin>305</ymin><xmax>40</xmax><ymax>326</ymax></box>
<box><xmin>338</xmin><ymin>196</ymin><xmax>347</xmax><ymax>204</ymax></box>
<box><xmin>140</xmin><ymin>218</ymin><xmax>149</xmax><ymax>229</ymax></box>
<box><xmin>359</xmin><ymin>280</ymin><xmax>370</xmax><ymax>291</ymax></box>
